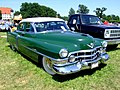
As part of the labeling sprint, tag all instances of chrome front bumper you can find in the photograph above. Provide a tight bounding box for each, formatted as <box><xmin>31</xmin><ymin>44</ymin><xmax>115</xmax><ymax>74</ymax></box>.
<box><xmin>52</xmin><ymin>53</ymin><xmax>109</xmax><ymax>75</ymax></box>
<box><xmin>106</xmin><ymin>39</ymin><xmax>120</xmax><ymax>45</ymax></box>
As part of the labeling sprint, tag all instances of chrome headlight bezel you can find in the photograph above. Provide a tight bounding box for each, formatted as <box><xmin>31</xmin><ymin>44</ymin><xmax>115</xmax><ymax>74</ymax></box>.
<box><xmin>104</xmin><ymin>29</ymin><xmax>110</xmax><ymax>38</ymax></box>
<box><xmin>59</xmin><ymin>49</ymin><xmax>68</xmax><ymax>58</ymax></box>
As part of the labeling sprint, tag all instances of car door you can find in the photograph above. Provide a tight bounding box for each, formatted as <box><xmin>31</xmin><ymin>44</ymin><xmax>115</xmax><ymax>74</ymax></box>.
<box><xmin>68</xmin><ymin>15</ymin><xmax>81</xmax><ymax>32</ymax></box>
<box><xmin>17</xmin><ymin>22</ymin><xmax>38</xmax><ymax>62</ymax></box>
<box><xmin>80</xmin><ymin>15</ymin><xmax>102</xmax><ymax>37</ymax></box>
<box><xmin>14</xmin><ymin>22</ymin><xmax>26</xmax><ymax>51</ymax></box>
<box><xmin>7</xmin><ymin>23</ymin><xmax>23</xmax><ymax>50</ymax></box>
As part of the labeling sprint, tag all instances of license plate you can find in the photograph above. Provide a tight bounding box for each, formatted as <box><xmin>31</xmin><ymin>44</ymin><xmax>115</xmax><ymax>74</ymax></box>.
<box><xmin>91</xmin><ymin>62</ymin><xmax>99</xmax><ymax>69</ymax></box>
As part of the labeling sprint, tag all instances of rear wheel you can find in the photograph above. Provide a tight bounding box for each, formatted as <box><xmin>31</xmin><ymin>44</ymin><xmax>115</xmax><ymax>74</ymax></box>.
<box><xmin>42</xmin><ymin>57</ymin><xmax>56</xmax><ymax>75</ymax></box>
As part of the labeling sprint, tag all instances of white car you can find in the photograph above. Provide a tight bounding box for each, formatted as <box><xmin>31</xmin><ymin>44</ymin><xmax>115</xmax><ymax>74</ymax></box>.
<box><xmin>0</xmin><ymin>23</ymin><xmax>9</xmax><ymax>31</ymax></box>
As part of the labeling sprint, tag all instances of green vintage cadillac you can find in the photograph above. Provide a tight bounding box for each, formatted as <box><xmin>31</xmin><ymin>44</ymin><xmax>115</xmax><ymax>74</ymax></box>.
<box><xmin>7</xmin><ymin>17</ymin><xmax>109</xmax><ymax>75</ymax></box>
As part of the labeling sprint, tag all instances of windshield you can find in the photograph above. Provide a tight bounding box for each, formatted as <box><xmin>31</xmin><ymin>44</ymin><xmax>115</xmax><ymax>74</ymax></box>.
<box><xmin>81</xmin><ymin>15</ymin><xmax>103</xmax><ymax>25</ymax></box>
<box><xmin>34</xmin><ymin>21</ymin><xmax>69</xmax><ymax>32</ymax></box>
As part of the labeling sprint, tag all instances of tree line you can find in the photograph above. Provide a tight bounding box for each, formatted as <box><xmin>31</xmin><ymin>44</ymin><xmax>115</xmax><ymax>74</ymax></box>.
<box><xmin>14</xmin><ymin>2</ymin><xmax>57</xmax><ymax>18</ymax></box>
<box><xmin>69</xmin><ymin>4</ymin><xmax>120</xmax><ymax>23</ymax></box>
<box><xmin>0</xmin><ymin>2</ymin><xmax>120</xmax><ymax>23</ymax></box>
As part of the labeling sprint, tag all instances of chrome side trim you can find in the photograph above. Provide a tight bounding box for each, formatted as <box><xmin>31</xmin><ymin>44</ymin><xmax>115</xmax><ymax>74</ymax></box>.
<box><xmin>21</xmin><ymin>45</ymin><xmax>68</xmax><ymax>61</ymax></box>
<box><xmin>20</xmin><ymin>45</ymin><xmax>103</xmax><ymax>62</ymax></box>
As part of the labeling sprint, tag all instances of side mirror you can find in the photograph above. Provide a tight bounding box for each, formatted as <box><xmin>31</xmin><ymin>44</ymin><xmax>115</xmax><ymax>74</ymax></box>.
<box><xmin>72</xmin><ymin>19</ymin><xmax>79</xmax><ymax>30</ymax></box>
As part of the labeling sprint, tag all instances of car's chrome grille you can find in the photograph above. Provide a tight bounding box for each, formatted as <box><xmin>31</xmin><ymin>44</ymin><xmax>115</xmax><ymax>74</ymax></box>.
<box><xmin>70</xmin><ymin>47</ymin><xmax>102</xmax><ymax>62</ymax></box>
<box><xmin>110</xmin><ymin>29</ymin><xmax>120</xmax><ymax>38</ymax></box>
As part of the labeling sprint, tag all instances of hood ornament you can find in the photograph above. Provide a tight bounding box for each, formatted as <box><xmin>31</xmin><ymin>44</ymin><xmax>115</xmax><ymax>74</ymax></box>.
<box><xmin>87</xmin><ymin>43</ymin><xmax>94</xmax><ymax>48</ymax></box>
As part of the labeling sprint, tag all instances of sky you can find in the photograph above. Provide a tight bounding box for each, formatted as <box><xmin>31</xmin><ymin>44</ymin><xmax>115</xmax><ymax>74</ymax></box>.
<box><xmin>0</xmin><ymin>0</ymin><xmax>120</xmax><ymax>16</ymax></box>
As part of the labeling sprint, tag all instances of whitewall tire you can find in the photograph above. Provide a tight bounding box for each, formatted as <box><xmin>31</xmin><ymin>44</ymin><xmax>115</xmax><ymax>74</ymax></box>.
<box><xmin>42</xmin><ymin>57</ymin><xmax>56</xmax><ymax>75</ymax></box>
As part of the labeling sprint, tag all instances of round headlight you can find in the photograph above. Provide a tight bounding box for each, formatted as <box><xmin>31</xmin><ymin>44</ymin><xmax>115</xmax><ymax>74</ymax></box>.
<box><xmin>59</xmin><ymin>49</ymin><xmax>68</xmax><ymax>58</ymax></box>
<box><xmin>102</xmin><ymin>41</ymin><xmax>108</xmax><ymax>48</ymax></box>
<box><xmin>69</xmin><ymin>55</ymin><xmax>75</xmax><ymax>62</ymax></box>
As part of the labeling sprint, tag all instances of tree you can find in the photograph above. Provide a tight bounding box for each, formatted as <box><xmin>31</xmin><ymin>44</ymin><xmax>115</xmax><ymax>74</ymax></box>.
<box><xmin>40</xmin><ymin>5</ymin><xmax>57</xmax><ymax>17</ymax></box>
<box><xmin>77</xmin><ymin>4</ymin><xmax>89</xmax><ymax>14</ymax></box>
<box><xmin>56</xmin><ymin>13</ymin><xmax>68</xmax><ymax>21</ymax></box>
<box><xmin>56</xmin><ymin>13</ymin><xmax>61</xmax><ymax>18</ymax></box>
<box><xmin>102</xmin><ymin>14</ymin><xmax>107</xmax><ymax>20</ymax></box>
<box><xmin>106</xmin><ymin>15</ymin><xmax>112</xmax><ymax>21</ymax></box>
<box><xmin>116</xmin><ymin>16</ymin><xmax>120</xmax><ymax>21</ymax></box>
<box><xmin>94</xmin><ymin>7</ymin><xmax>107</xmax><ymax>19</ymax></box>
<box><xmin>105</xmin><ymin>14</ymin><xmax>120</xmax><ymax>22</ymax></box>
<box><xmin>60</xmin><ymin>16</ymin><xmax>68</xmax><ymax>21</ymax></box>
<box><xmin>68</xmin><ymin>8</ymin><xmax>75</xmax><ymax>17</ymax></box>
<box><xmin>0</xmin><ymin>10</ymin><xmax>2</xmax><ymax>19</ymax></box>
<box><xmin>20</xmin><ymin>2</ymin><xmax>57</xmax><ymax>18</ymax></box>
<box><xmin>14</xmin><ymin>11</ymin><xmax>21</xmax><ymax>16</ymax></box>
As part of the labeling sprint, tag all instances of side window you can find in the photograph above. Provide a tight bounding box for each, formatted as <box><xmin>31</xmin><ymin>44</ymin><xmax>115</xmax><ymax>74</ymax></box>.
<box><xmin>69</xmin><ymin>16</ymin><xmax>76</xmax><ymax>24</ymax></box>
<box><xmin>25</xmin><ymin>22</ymin><xmax>34</xmax><ymax>32</ymax></box>
<box><xmin>26</xmin><ymin>22</ymin><xmax>30</xmax><ymax>31</ymax></box>
<box><xmin>69</xmin><ymin>15</ymin><xmax>80</xmax><ymax>24</ymax></box>
<box><xmin>18</xmin><ymin>23</ymin><xmax>24</xmax><ymax>31</ymax></box>
<box><xmin>29</xmin><ymin>25</ymin><xmax>34</xmax><ymax>32</ymax></box>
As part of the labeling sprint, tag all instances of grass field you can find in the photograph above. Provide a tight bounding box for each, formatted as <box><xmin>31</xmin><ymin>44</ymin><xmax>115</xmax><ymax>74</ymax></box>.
<box><xmin>0</xmin><ymin>32</ymin><xmax>120</xmax><ymax>90</ymax></box>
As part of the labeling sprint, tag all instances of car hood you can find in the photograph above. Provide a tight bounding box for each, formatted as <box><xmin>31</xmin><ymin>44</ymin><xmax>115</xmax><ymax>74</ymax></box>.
<box><xmin>35</xmin><ymin>31</ymin><xmax>100</xmax><ymax>52</ymax></box>
<box><xmin>90</xmin><ymin>24</ymin><xmax>120</xmax><ymax>29</ymax></box>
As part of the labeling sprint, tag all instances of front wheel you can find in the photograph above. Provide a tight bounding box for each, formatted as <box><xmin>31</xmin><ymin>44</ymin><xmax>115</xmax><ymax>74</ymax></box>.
<box><xmin>42</xmin><ymin>57</ymin><xmax>56</xmax><ymax>75</ymax></box>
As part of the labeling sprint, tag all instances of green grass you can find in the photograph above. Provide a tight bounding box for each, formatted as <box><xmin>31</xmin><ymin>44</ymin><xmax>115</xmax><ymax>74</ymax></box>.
<box><xmin>0</xmin><ymin>32</ymin><xmax>120</xmax><ymax>90</ymax></box>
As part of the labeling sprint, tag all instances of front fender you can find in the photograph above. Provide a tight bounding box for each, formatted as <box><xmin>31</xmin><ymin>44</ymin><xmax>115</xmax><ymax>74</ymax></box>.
<box><xmin>28</xmin><ymin>39</ymin><xmax>63</xmax><ymax>59</ymax></box>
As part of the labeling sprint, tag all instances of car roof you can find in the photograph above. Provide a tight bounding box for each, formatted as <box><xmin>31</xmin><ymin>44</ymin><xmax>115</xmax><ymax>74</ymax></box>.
<box><xmin>71</xmin><ymin>14</ymin><xmax>97</xmax><ymax>17</ymax></box>
<box><xmin>20</xmin><ymin>17</ymin><xmax>64</xmax><ymax>23</ymax></box>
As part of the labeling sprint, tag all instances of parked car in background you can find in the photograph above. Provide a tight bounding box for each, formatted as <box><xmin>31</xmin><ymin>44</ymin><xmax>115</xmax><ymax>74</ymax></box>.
<box><xmin>68</xmin><ymin>14</ymin><xmax>120</xmax><ymax>48</ymax></box>
<box><xmin>7</xmin><ymin>17</ymin><xmax>109</xmax><ymax>75</ymax></box>
<box><xmin>0</xmin><ymin>21</ymin><xmax>10</xmax><ymax>32</ymax></box>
